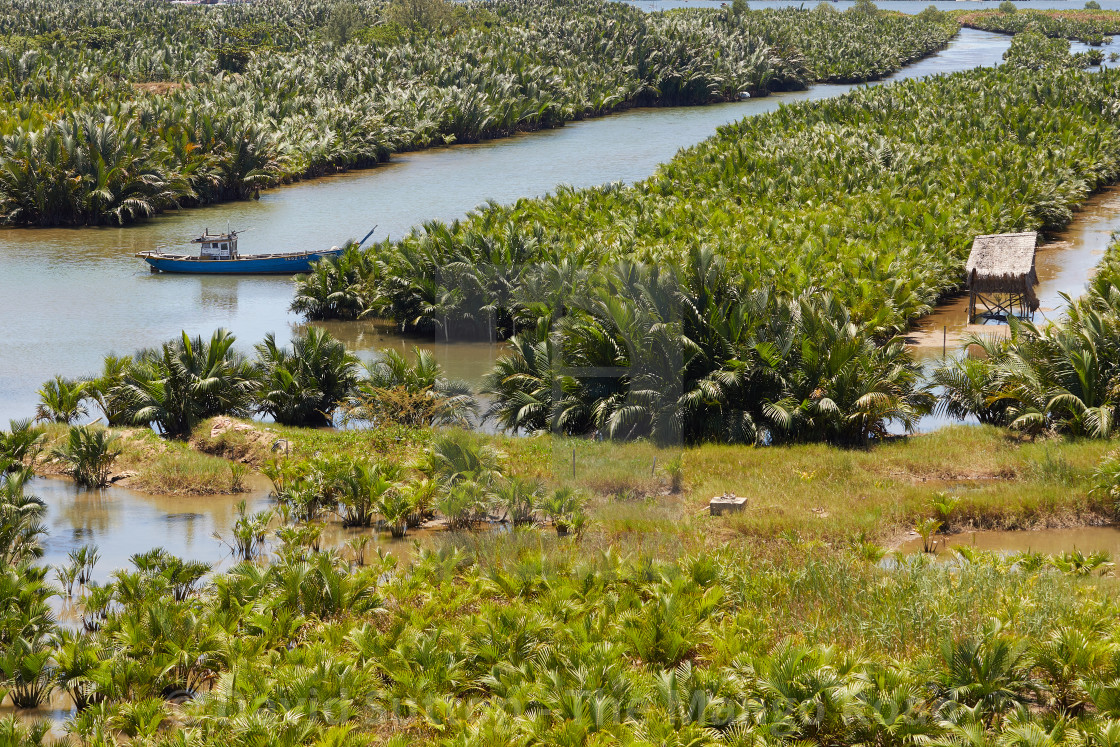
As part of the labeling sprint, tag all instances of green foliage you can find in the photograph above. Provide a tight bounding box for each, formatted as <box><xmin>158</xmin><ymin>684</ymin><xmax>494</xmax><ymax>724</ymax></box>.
<box><xmin>115</xmin><ymin>329</ymin><xmax>257</xmax><ymax>439</ymax></box>
<box><xmin>343</xmin><ymin>346</ymin><xmax>476</xmax><ymax>428</ymax></box>
<box><xmin>323</xmin><ymin>1</ymin><xmax>365</xmax><ymax>44</ymax></box>
<box><xmin>962</xmin><ymin>7</ymin><xmax>1120</xmax><ymax>43</ymax></box>
<box><xmin>385</xmin><ymin>0</ymin><xmax>454</xmax><ymax>31</ymax></box>
<box><xmin>50</xmin><ymin>425</ymin><xmax>120</xmax><ymax>487</ymax></box>
<box><xmin>351</xmin><ymin>64</ymin><xmax>1120</xmax><ymax>449</ymax></box>
<box><xmin>254</xmin><ymin>327</ymin><xmax>360</xmax><ymax>427</ymax></box>
<box><xmin>0</xmin><ymin>419</ymin><xmax>45</xmax><ymax>468</ymax></box>
<box><xmin>485</xmin><ymin>258</ymin><xmax>932</xmax><ymax>446</ymax></box>
<box><xmin>1003</xmin><ymin>27</ymin><xmax>1083</xmax><ymax>70</ymax></box>
<box><xmin>0</xmin><ymin>468</ymin><xmax>46</xmax><ymax>565</ymax></box>
<box><xmin>34</xmin><ymin>375</ymin><xmax>88</xmax><ymax>424</ymax></box>
<box><xmin>539</xmin><ymin>486</ymin><xmax>587</xmax><ymax>536</ymax></box>
<box><xmin>0</xmin><ymin>0</ymin><xmax>951</xmax><ymax>226</ymax></box>
<box><xmin>1000</xmin><ymin>1</ymin><xmax>1018</xmax><ymax>14</ymax></box>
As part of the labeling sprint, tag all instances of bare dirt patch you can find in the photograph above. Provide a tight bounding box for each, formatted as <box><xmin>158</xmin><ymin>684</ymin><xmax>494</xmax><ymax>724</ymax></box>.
<box><xmin>132</xmin><ymin>81</ymin><xmax>190</xmax><ymax>95</ymax></box>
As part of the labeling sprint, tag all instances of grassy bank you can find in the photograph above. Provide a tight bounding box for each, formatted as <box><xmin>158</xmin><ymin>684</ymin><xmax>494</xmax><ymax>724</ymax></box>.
<box><xmin>33</xmin><ymin>423</ymin><xmax>251</xmax><ymax>495</ymax></box>
<box><xmin>6</xmin><ymin>416</ymin><xmax>1120</xmax><ymax>743</ymax></box>
<box><xmin>261</xmin><ymin>422</ymin><xmax>1118</xmax><ymax>543</ymax></box>
<box><xmin>8</xmin><ymin>506</ymin><xmax>1120</xmax><ymax>744</ymax></box>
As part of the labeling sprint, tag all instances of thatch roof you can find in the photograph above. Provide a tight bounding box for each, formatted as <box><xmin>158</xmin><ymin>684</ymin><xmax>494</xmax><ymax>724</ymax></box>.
<box><xmin>965</xmin><ymin>231</ymin><xmax>1039</xmax><ymax>309</ymax></box>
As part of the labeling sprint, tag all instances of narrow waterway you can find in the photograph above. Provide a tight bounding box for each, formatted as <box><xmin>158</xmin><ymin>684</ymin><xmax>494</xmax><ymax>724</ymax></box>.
<box><xmin>898</xmin><ymin>525</ymin><xmax>1120</xmax><ymax>556</ymax></box>
<box><xmin>0</xmin><ymin>28</ymin><xmax>1011</xmax><ymax>426</ymax></box>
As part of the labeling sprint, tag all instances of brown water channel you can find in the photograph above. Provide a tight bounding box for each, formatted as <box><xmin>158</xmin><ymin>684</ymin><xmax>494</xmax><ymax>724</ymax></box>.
<box><xmin>898</xmin><ymin>525</ymin><xmax>1120</xmax><ymax>556</ymax></box>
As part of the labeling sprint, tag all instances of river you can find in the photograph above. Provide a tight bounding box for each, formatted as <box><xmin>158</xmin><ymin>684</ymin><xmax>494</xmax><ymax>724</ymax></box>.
<box><xmin>0</xmin><ymin>27</ymin><xmax>1015</xmax><ymax>426</ymax></box>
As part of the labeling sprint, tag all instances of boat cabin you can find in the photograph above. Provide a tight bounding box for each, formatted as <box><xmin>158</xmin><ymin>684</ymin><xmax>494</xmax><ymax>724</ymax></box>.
<box><xmin>193</xmin><ymin>229</ymin><xmax>239</xmax><ymax>260</ymax></box>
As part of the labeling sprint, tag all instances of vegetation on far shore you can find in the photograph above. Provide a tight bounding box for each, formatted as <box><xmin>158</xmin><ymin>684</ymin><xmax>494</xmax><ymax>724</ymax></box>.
<box><xmin>959</xmin><ymin>6</ymin><xmax>1120</xmax><ymax>44</ymax></box>
<box><xmin>0</xmin><ymin>0</ymin><xmax>954</xmax><ymax>227</ymax></box>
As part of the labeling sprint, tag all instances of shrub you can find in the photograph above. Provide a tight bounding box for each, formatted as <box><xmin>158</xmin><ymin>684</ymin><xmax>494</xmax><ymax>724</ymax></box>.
<box><xmin>538</xmin><ymin>487</ymin><xmax>587</xmax><ymax>536</ymax></box>
<box><xmin>51</xmin><ymin>426</ymin><xmax>121</xmax><ymax>487</ymax></box>
<box><xmin>34</xmin><ymin>376</ymin><xmax>88</xmax><ymax>425</ymax></box>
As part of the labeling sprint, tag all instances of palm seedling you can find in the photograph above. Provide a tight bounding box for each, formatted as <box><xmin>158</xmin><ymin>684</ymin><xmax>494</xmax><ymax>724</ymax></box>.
<box><xmin>375</xmin><ymin>486</ymin><xmax>416</xmax><ymax>538</ymax></box>
<box><xmin>420</xmin><ymin>430</ymin><xmax>504</xmax><ymax>486</ymax></box>
<box><xmin>915</xmin><ymin>517</ymin><xmax>942</xmax><ymax>554</ymax></box>
<box><xmin>1050</xmin><ymin>549</ymin><xmax>1113</xmax><ymax>577</ymax></box>
<box><xmin>935</xmin><ymin>620</ymin><xmax>1035</xmax><ymax>724</ymax></box>
<box><xmin>215</xmin><ymin>500</ymin><xmax>272</xmax><ymax>561</ymax></box>
<box><xmin>67</xmin><ymin>545</ymin><xmax>100</xmax><ymax>592</ymax></box>
<box><xmin>336</xmin><ymin>461</ymin><xmax>399</xmax><ymax>528</ymax></box>
<box><xmin>0</xmin><ymin>639</ymin><xmax>55</xmax><ymax>709</ymax></box>
<box><xmin>490</xmin><ymin>476</ymin><xmax>542</xmax><ymax>527</ymax></box>
<box><xmin>435</xmin><ymin>480</ymin><xmax>489</xmax><ymax>531</ymax></box>
<box><xmin>538</xmin><ymin>486</ymin><xmax>587</xmax><ymax>536</ymax></box>
<box><xmin>50</xmin><ymin>426</ymin><xmax>121</xmax><ymax>487</ymax></box>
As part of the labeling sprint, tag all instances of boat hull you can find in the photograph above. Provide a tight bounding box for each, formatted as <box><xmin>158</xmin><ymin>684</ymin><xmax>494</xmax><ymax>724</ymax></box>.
<box><xmin>138</xmin><ymin>249</ymin><xmax>345</xmax><ymax>275</ymax></box>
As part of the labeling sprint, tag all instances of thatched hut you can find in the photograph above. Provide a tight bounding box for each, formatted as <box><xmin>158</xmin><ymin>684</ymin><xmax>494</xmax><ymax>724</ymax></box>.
<box><xmin>965</xmin><ymin>231</ymin><xmax>1039</xmax><ymax>324</ymax></box>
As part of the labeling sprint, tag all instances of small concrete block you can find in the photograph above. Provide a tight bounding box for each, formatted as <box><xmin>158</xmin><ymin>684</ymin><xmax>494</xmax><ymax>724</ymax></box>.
<box><xmin>709</xmin><ymin>494</ymin><xmax>747</xmax><ymax>516</ymax></box>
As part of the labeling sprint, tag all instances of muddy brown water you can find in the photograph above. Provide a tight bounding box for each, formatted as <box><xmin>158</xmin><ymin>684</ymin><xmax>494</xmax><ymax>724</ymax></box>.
<box><xmin>898</xmin><ymin>525</ymin><xmax>1120</xmax><ymax>556</ymax></box>
<box><xmin>908</xmin><ymin>188</ymin><xmax>1120</xmax><ymax>357</ymax></box>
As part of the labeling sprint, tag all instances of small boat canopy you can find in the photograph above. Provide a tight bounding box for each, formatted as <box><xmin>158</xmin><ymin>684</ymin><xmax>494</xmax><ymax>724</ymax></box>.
<box><xmin>192</xmin><ymin>229</ymin><xmax>239</xmax><ymax>260</ymax></box>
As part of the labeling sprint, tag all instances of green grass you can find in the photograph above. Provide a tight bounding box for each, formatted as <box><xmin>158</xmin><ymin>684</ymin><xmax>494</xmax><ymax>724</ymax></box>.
<box><xmin>37</xmin><ymin>423</ymin><xmax>248</xmax><ymax>495</ymax></box>
<box><xmin>123</xmin><ymin>449</ymin><xmax>245</xmax><ymax>496</ymax></box>
<box><xmin>240</xmin><ymin>422</ymin><xmax>1119</xmax><ymax>543</ymax></box>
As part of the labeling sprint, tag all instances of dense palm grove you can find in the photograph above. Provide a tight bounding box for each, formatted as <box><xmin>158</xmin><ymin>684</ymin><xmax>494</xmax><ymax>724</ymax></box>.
<box><xmin>0</xmin><ymin>0</ymin><xmax>953</xmax><ymax>226</ymax></box>
<box><xmin>307</xmin><ymin>62</ymin><xmax>1120</xmax><ymax>339</ymax></box>
<box><xmin>291</xmin><ymin>56</ymin><xmax>1120</xmax><ymax>444</ymax></box>
<box><xmin>959</xmin><ymin>7</ymin><xmax>1120</xmax><ymax>44</ymax></box>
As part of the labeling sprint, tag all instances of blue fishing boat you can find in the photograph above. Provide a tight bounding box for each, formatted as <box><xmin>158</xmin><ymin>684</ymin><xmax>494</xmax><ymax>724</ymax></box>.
<box><xmin>136</xmin><ymin>226</ymin><xmax>375</xmax><ymax>275</ymax></box>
